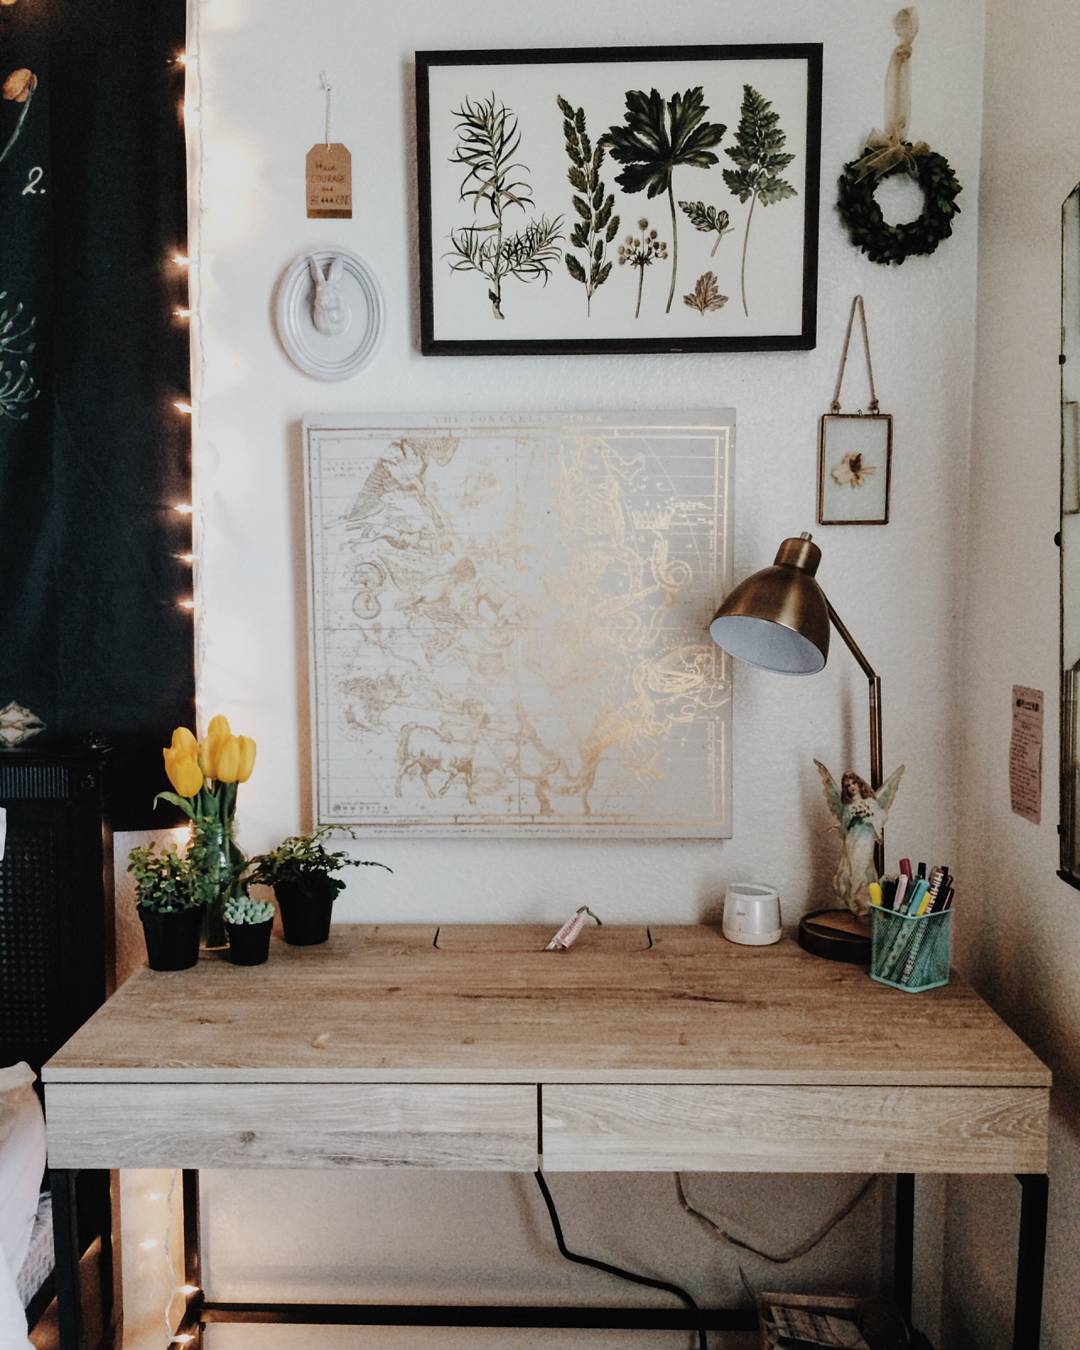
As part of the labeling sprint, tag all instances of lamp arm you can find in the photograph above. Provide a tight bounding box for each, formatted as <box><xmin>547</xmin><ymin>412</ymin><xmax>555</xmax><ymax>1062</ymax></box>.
<box><xmin>825</xmin><ymin>597</ymin><xmax>885</xmax><ymax>879</ymax></box>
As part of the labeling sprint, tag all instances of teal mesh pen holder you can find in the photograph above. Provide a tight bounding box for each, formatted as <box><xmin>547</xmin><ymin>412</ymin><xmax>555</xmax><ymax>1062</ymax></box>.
<box><xmin>870</xmin><ymin>906</ymin><xmax>952</xmax><ymax>993</ymax></box>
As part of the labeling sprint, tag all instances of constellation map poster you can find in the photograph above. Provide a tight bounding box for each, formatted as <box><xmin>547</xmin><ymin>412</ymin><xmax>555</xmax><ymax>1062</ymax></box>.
<box><xmin>304</xmin><ymin>412</ymin><xmax>734</xmax><ymax>836</ymax></box>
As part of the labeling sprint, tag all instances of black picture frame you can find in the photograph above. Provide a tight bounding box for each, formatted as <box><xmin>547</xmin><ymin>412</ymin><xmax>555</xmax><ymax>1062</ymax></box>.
<box><xmin>416</xmin><ymin>43</ymin><xmax>822</xmax><ymax>357</ymax></box>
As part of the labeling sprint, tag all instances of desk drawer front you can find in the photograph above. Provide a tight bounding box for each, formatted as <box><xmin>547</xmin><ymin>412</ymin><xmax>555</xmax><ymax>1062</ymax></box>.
<box><xmin>542</xmin><ymin>1084</ymin><xmax>1049</xmax><ymax>1174</ymax></box>
<box><xmin>46</xmin><ymin>1083</ymin><xmax>537</xmax><ymax>1170</ymax></box>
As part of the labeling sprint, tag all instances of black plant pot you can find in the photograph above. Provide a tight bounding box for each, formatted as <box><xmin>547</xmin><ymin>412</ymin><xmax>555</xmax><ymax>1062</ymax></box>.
<box><xmin>139</xmin><ymin>906</ymin><xmax>203</xmax><ymax>972</ymax></box>
<box><xmin>275</xmin><ymin>878</ymin><xmax>337</xmax><ymax>946</ymax></box>
<box><xmin>226</xmin><ymin>918</ymin><xmax>273</xmax><ymax>966</ymax></box>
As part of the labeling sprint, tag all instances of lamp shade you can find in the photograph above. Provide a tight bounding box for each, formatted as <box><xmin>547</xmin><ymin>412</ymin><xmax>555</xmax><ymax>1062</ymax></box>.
<box><xmin>709</xmin><ymin>533</ymin><xmax>830</xmax><ymax>675</ymax></box>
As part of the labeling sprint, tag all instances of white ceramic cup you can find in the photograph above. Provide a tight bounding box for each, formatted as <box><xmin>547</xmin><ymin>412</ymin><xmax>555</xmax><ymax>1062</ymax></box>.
<box><xmin>722</xmin><ymin>883</ymin><xmax>782</xmax><ymax>946</ymax></box>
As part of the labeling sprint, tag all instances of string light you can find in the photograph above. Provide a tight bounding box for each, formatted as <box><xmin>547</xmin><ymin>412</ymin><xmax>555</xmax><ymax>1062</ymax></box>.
<box><xmin>173</xmin><ymin>253</ymin><xmax>189</xmax><ymax>267</ymax></box>
<box><xmin>173</xmin><ymin>503</ymin><xmax>193</xmax><ymax>515</ymax></box>
<box><xmin>174</xmin><ymin>307</ymin><xmax>191</xmax><ymax>319</ymax></box>
<box><xmin>177</xmin><ymin>598</ymin><xmax>195</xmax><ymax>612</ymax></box>
<box><xmin>173</xmin><ymin>399</ymin><xmax>193</xmax><ymax>415</ymax></box>
<box><xmin>176</xmin><ymin>552</ymin><xmax>195</xmax><ymax>564</ymax></box>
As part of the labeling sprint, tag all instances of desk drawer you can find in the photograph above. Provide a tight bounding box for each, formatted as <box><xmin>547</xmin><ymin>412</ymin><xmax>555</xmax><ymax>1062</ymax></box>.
<box><xmin>542</xmin><ymin>1084</ymin><xmax>1049</xmax><ymax>1174</ymax></box>
<box><xmin>46</xmin><ymin>1083</ymin><xmax>538</xmax><ymax>1170</ymax></box>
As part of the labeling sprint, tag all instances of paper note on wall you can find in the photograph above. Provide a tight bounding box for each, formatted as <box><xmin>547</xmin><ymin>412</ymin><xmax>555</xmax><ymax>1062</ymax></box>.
<box><xmin>1009</xmin><ymin>686</ymin><xmax>1044</xmax><ymax>825</ymax></box>
<box><xmin>0</xmin><ymin>806</ymin><xmax>5</xmax><ymax>861</ymax></box>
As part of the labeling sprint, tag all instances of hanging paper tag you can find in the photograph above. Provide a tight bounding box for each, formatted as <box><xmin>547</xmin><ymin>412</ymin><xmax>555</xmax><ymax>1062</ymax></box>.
<box><xmin>545</xmin><ymin>906</ymin><xmax>603</xmax><ymax>950</ymax></box>
<box><xmin>0</xmin><ymin>807</ymin><xmax>6</xmax><ymax>862</ymax></box>
<box><xmin>306</xmin><ymin>143</ymin><xmax>353</xmax><ymax>219</ymax></box>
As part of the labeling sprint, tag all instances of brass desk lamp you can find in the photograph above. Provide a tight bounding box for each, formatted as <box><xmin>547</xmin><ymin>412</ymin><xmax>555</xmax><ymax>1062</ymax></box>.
<box><xmin>708</xmin><ymin>532</ymin><xmax>883</xmax><ymax>961</ymax></box>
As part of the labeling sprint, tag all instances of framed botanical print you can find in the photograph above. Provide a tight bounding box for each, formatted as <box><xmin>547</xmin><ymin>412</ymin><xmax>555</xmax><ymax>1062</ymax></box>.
<box><xmin>416</xmin><ymin>44</ymin><xmax>822</xmax><ymax>356</ymax></box>
<box><xmin>817</xmin><ymin>413</ymin><xmax>893</xmax><ymax>526</ymax></box>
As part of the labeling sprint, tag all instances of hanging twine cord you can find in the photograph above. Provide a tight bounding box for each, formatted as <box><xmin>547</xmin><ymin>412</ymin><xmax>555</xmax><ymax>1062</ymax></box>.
<box><xmin>831</xmin><ymin>295</ymin><xmax>879</xmax><ymax>414</ymax></box>
<box><xmin>319</xmin><ymin>70</ymin><xmax>333</xmax><ymax>148</ymax></box>
<box><xmin>856</xmin><ymin>7</ymin><xmax>931</xmax><ymax>180</ymax></box>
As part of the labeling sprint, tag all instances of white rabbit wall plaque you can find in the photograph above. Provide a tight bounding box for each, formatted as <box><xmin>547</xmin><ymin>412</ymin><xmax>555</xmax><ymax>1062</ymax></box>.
<box><xmin>309</xmin><ymin>255</ymin><xmax>352</xmax><ymax>337</ymax></box>
<box><xmin>274</xmin><ymin>248</ymin><xmax>384</xmax><ymax>380</ymax></box>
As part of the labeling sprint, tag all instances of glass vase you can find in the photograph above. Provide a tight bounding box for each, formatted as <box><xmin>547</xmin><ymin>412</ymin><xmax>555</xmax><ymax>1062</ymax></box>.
<box><xmin>191</xmin><ymin>812</ymin><xmax>245</xmax><ymax>950</ymax></box>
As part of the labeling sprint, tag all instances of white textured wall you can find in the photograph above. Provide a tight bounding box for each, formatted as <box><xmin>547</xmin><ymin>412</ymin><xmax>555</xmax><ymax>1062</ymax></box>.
<box><xmin>947</xmin><ymin>2</ymin><xmax>1080</xmax><ymax>1347</ymax></box>
<box><xmin>151</xmin><ymin>0</ymin><xmax>986</xmax><ymax>1344</ymax></box>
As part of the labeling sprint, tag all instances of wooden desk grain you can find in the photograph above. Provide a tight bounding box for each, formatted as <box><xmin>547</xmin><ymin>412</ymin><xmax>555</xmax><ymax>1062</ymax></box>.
<box><xmin>43</xmin><ymin>925</ymin><xmax>1050</xmax><ymax>1174</ymax></box>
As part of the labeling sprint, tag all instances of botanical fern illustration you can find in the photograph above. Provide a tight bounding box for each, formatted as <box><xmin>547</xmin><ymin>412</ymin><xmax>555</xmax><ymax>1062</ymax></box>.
<box><xmin>617</xmin><ymin>219</ymin><xmax>668</xmax><ymax>318</ymax></box>
<box><xmin>678</xmin><ymin>200</ymin><xmax>732</xmax><ymax>256</ymax></box>
<box><xmin>557</xmin><ymin>96</ymin><xmax>619</xmax><ymax>316</ymax></box>
<box><xmin>722</xmin><ymin>85</ymin><xmax>797</xmax><ymax>317</ymax></box>
<box><xmin>0</xmin><ymin>292</ymin><xmax>38</xmax><ymax>421</ymax></box>
<box><xmin>683</xmin><ymin>271</ymin><xmax>727</xmax><ymax>314</ymax></box>
<box><xmin>603</xmin><ymin>88</ymin><xmax>726</xmax><ymax>315</ymax></box>
<box><xmin>445</xmin><ymin>94</ymin><xmax>563</xmax><ymax>320</ymax></box>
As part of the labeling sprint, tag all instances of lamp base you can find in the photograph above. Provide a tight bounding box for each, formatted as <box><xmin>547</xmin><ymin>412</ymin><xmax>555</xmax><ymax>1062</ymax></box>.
<box><xmin>798</xmin><ymin>908</ymin><xmax>872</xmax><ymax>964</ymax></box>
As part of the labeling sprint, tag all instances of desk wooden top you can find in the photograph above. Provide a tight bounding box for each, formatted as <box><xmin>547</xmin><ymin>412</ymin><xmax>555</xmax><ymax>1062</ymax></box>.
<box><xmin>43</xmin><ymin>924</ymin><xmax>1050</xmax><ymax>1089</ymax></box>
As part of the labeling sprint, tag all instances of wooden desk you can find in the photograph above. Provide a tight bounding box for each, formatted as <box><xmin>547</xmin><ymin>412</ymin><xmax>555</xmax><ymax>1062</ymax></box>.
<box><xmin>43</xmin><ymin>925</ymin><xmax>1051</xmax><ymax>1346</ymax></box>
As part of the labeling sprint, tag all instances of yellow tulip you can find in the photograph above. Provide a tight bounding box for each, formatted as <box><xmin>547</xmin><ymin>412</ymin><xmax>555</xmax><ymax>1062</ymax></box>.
<box><xmin>206</xmin><ymin>714</ymin><xmax>232</xmax><ymax>740</ymax></box>
<box><xmin>163</xmin><ymin>747</ymin><xmax>204</xmax><ymax>797</ymax></box>
<box><xmin>198</xmin><ymin>733</ymin><xmax>224</xmax><ymax>778</ymax></box>
<box><xmin>170</xmin><ymin>726</ymin><xmax>198</xmax><ymax>756</ymax></box>
<box><xmin>213</xmin><ymin>735</ymin><xmax>243</xmax><ymax>783</ymax></box>
<box><xmin>235</xmin><ymin>735</ymin><xmax>257</xmax><ymax>783</ymax></box>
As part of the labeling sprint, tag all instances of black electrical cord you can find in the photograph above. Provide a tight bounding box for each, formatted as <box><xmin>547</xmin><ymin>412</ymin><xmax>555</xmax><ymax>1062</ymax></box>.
<box><xmin>533</xmin><ymin>1170</ymin><xmax>708</xmax><ymax>1350</ymax></box>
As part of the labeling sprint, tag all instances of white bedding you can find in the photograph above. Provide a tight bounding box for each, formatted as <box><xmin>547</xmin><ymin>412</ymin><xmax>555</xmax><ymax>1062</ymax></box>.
<box><xmin>0</xmin><ymin>1062</ymin><xmax>45</xmax><ymax>1348</ymax></box>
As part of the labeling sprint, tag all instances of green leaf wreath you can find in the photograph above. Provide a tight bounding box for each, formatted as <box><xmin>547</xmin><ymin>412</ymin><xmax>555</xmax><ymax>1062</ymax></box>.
<box><xmin>837</xmin><ymin>146</ymin><xmax>962</xmax><ymax>266</ymax></box>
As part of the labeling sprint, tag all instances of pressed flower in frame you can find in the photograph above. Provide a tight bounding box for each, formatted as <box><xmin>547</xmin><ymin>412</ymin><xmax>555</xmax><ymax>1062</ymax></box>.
<box><xmin>831</xmin><ymin>451</ymin><xmax>878</xmax><ymax>489</ymax></box>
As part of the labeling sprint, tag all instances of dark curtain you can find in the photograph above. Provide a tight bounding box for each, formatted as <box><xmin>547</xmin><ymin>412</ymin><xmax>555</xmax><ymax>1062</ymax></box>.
<box><xmin>0</xmin><ymin>0</ymin><xmax>194</xmax><ymax>827</ymax></box>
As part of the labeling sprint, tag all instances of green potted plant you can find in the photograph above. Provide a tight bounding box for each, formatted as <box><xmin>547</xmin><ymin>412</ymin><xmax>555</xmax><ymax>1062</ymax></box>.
<box><xmin>223</xmin><ymin>894</ymin><xmax>275</xmax><ymax>966</ymax></box>
<box><xmin>247</xmin><ymin>829</ymin><xmax>391</xmax><ymax>946</ymax></box>
<box><xmin>127</xmin><ymin>842</ymin><xmax>204</xmax><ymax>971</ymax></box>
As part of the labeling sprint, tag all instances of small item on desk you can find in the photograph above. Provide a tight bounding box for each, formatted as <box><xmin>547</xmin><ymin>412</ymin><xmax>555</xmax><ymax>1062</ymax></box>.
<box><xmin>899</xmin><ymin>858</ymin><xmax>913</xmax><ymax>879</ymax></box>
<box><xmin>722</xmin><ymin>883</ymin><xmax>782</xmax><ymax>946</ymax></box>
<box><xmin>868</xmin><ymin>882</ymin><xmax>884</xmax><ymax>908</ymax></box>
<box><xmin>869</xmin><ymin>858</ymin><xmax>955</xmax><ymax>992</ymax></box>
<box><xmin>546</xmin><ymin>905</ymin><xmax>603</xmax><ymax>950</ymax></box>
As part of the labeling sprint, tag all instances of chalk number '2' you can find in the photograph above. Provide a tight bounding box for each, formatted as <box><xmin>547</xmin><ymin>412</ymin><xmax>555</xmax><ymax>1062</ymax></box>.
<box><xmin>22</xmin><ymin>166</ymin><xmax>44</xmax><ymax>195</ymax></box>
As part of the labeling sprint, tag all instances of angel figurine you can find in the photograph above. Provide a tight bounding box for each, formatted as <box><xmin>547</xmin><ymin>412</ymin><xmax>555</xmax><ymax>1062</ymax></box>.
<box><xmin>814</xmin><ymin>760</ymin><xmax>905</xmax><ymax>916</ymax></box>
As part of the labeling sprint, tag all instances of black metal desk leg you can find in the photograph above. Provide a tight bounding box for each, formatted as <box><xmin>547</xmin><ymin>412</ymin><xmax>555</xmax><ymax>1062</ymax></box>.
<box><xmin>51</xmin><ymin>1168</ymin><xmax>83</xmax><ymax>1350</ymax></box>
<box><xmin>1013</xmin><ymin>1173</ymin><xmax>1048</xmax><ymax>1350</ymax></box>
<box><xmin>894</xmin><ymin>1173</ymin><xmax>914</xmax><ymax>1323</ymax></box>
<box><xmin>176</xmin><ymin>1170</ymin><xmax>206</xmax><ymax>1347</ymax></box>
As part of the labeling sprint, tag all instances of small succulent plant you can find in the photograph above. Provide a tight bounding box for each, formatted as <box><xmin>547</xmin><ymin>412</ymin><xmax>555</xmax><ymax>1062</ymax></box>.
<box><xmin>223</xmin><ymin>894</ymin><xmax>275</xmax><ymax>926</ymax></box>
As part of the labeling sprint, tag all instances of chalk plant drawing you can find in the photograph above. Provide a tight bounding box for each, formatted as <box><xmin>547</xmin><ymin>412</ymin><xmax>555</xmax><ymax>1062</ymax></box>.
<box><xmin>678</xmin><ymin>200</ymin><xmax>732</xmax><ymax>257</ymax></box>
<box><xmin>723</xmin><ymin>84</ymin><xmax>797</xmax><ymax>317</ymax></box>
<box><xmin>0</xmin><ymin>292</ymin><xmax>38</xmax><ymax>421</ymax></box>
<box><xmin>1</xmin><ymin>66</ymin><xmax>37</xmax><ymax>167</ymax></box>
<box><xmin>683</xmin><ymin>271</ymin><xmax>727</xmax><ymax>315</ymax></box>
<box><xmin>616</xmin><ymin>219</ymin><xmax>668</xmax><ymax>318</ymax></box>
<box><xmin>557</xmin><ymin>96</ymin><xmax>619</xmax><ymax>316</ymax></box>
<box><xmin>445</xmin><ymin>94</ymin><xmax>563</xmax><ymax>319</ymax></box>
<box><xmin>603</xmin><ymin>88</ymin><xmax>726</xmax><ymax>315</ymax></box>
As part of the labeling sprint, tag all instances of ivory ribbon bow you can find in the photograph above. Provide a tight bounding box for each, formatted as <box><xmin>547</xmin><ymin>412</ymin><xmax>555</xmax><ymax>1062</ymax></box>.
<box><xmin>855</xmin><ymin>7</ymin><xmax>931</xmax><ymax>179</ymax></box>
